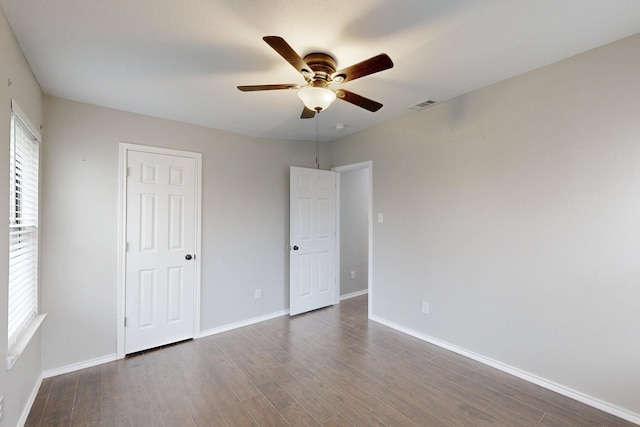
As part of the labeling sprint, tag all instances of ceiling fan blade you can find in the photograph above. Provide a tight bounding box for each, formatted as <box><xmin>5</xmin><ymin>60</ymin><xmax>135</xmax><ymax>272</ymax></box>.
<box><xmin>336</xmin><ymin>89</ymin><xmax>383</xmax><ymax>112</ymax></box>
<box><xmin>332</xmin><ymin>54</ymin><xmax>393</xmax><ymax>83</ymax></box>
<box><xmin>301</xmin><ymin>107</ymin><xmax>316</xmax><ymax>119</ymax></box>
<box><xmin>237</xmin><ymin>84</ymin><xmax>300</xmax><ymax>92</ymax></box>
<box><xmin>263</xmin><ymin>36</ymin><xmax>314</xmax><ymax>78</ymax></box>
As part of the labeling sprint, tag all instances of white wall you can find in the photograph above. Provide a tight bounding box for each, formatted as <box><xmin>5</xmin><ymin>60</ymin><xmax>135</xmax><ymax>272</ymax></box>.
<box><xmin>40</xmin><ymin>96</ymin><xmax>328</xmax><ymax>370</ymax></box>
<box><xmin>339</xmin><ymin>168</ymin><xmax>369</xmax><ymax>296</ymax></box>
<box><xmin>0</xmin><ymin>7</ymin><xmax>43</xmax><ymax>427</ymax></box>
<box><xmin>330</xmin><ymin>33</ymin><xmax>640</xmax><ymax>418</ymax></box>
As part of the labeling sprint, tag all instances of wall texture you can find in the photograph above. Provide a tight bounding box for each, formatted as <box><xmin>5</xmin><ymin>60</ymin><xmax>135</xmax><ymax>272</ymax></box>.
<box><xmin>330</xmin><ymin>33</ymin><xmax>640</xmax><ymax>417</ymax></box>
<box><xmin>40</xmin><ymin>97</ymin><xmax>328</xmax><ymax>370</ymax></box>
<box><xmin>0</xmin><ymin>7</ymin><xmax>43</xmax><ymax>427</ymax></box>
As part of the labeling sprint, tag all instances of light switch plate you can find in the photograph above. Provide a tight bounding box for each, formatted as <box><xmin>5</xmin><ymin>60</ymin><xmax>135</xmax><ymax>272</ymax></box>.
<box><xmin>422</xmin><ymin>301</ymin><xmax>429</xmax><ymax>314</ymax></box>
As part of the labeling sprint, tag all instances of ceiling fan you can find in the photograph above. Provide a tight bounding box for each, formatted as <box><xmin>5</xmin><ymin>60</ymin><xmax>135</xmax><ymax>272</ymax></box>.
<box><xmin>238</xmin><ymin>36</ymin><xmax>394</xmax><ymax>119</ymax></box>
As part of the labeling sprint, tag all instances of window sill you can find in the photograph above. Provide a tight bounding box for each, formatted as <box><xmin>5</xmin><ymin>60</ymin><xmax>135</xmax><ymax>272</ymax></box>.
<box><xmin>6</xmin><ymin>314</ymin><xmax>47</xmax><ymax>370</ymax></box>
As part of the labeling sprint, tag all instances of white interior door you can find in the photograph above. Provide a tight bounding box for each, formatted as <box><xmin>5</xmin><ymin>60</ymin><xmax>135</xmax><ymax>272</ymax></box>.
<box><xmin>290</xmin><ymin>166</ymin><xmax>336</xmax><ymax>316</ymax></box>
<box><xmin>125</xmin><ymin>150</ymin><xmax>197</xmax><ymax>354</ymax></box>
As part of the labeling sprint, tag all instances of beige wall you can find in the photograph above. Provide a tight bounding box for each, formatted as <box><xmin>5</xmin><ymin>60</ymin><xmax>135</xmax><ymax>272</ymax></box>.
<box><xmin>0</xmin><ymin>7</ymin><xmax>43</xmax><ymax>427</ymax></box>
<box><xmin>330</xmin><ymin>33</ymin><xmax>640</xmax><ymax>417</ymax></box>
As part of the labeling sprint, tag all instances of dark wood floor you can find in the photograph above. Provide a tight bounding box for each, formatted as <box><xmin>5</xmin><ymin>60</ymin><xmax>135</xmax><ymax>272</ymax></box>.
<box><xmin>27</xmin><ymin>295</ymin><xmax>634</xmax><ymax>426</ymax></box>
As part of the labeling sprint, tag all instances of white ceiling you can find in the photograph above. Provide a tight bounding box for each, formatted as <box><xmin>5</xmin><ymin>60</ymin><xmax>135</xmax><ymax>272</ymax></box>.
<box><xmin>2</xmin><ymin>1</ymin><xmax>640</xmax><ymax>142</ymax></box>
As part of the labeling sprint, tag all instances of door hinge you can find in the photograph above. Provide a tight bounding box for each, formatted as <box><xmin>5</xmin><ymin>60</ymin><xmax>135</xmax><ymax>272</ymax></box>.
<box><xmin>124</xmin><ymin>317</ymin><xmax>128</xmax><ymax>327</ymax></box>
<box><xmin>126</xmin><ymin>166</ymin><xmax>131</xmax><ymax>177</ymax></box>
<box><xmin>125</xmin><ymin>242</ymin><xmax>129</xmax><ymax>252</ymax></box>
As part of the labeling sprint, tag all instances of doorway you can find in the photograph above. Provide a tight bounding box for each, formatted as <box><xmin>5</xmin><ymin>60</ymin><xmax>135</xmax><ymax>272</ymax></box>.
<box><xmin>117</xmin><ymin>143</ymin><xmax>202</xmax><ymax>358</ymax></box>
<box><xmin>333</xmin><ymin>161</ymin><xmax>373</xmax><ymax>315</ymax></box>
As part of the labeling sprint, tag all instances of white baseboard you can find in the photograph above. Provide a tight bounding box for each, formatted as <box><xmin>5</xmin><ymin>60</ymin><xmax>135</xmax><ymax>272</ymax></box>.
<box><xmin>198</xmin><ymin>309</ymin><xmax>289</xmax><ymax>338</ymax></box>
<box><xmin>370</xmin><ymin>315</ymin><xmax>640</xmax><ymax>425</ymax></box>
<box><xmin>17</xmin><ymin>373</ymin><xmax>43</xmax><ymax>427</ymax></box>
<box><xmin>340</xmin><ymin>289</ymin><xmax>368</xmax><ymax>301</ymax></box>
<box><xmin>43</xmin><ymin>354</ymin><xmax>118</xmax><ymax>378</ymax></box>
<box><xmin>39</xmin><ymin>304</ymin><xmax>637</xmax><ymax>424</ymax></box>
<box><xmin>40</xmin><ymin>310</ymin><xmax>292</xmax><ymax>379</ymax></box>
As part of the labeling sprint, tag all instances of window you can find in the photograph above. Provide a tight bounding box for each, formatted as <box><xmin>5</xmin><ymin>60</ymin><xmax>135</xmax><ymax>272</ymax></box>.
<box><xmin>8</xmin><ymin>101</ymin><xmax>40</xmax><ymax>349</ymax></box>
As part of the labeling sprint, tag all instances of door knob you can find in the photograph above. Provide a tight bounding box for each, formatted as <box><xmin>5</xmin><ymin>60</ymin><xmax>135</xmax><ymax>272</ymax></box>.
<box><xmin>185</xmin><ymin>254</ymin><xmax>193</xmax><ymax>260</ymax></box>
<box><xmin>293</xmin><ymin>246</ymin><xmax>299</xmax><ymax>251</ymax></box>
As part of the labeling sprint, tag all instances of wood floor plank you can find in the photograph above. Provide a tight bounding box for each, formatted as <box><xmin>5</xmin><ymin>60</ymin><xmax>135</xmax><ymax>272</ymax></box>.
<box><xmin>197</xmin><ymin>338</ymin><xmax>262</xmax><ymax>402</ymax></box>
<box><xmin>242</xmin><ymin>394</ymin><xmax>290</xmax><ymax>426</ymax></box>
<box><xmin>279</xmin><ymin>402</ymin><xmax>322</xmax><ymax>427</ymax></box>
<box><xmin>538</xmin><ymin>412</ymin><xmax>578</xmax><ymax>427</ymax></box>
<box><xmin>312</xmin><ymin>362</ymin><xmax>420</xmax><ymax>427</ymax></box>
<box><xmin>184</xmin><ymin>379</ymin><xmax>227</xmax><ymax>427</ymax></box>
<box><xmin>139</xmin><ymin>347</ymin><xmax>197</xmax><ymax>426</ymax></box>
<box><xmin>69</xmin><ymin>369</ymin><xmax>102</xmax><ymax>426</ymax></box>
<box><xmin>266</xmin><ymin>363</ymin><xmax>339</xmax><ymax>423</ymax></box>
<box><xmin>291</xmin><ymin>366</ymin><xmax>389</xmax><ymax>427</ymax></box>
<box><xmin>322</xmin><ymin>413</ymin><xmax>355</xmax><ymax>427</ymax></box>
<box><xmin>256</xmin><ymin>379</ymin><xmax>295</xmax><ymax>411</ymax></box>
<box><xmin>435</xmin><ymin>392</ymin><xmax>510</xmax><ymax>427</ymax></box>
<box><xmin>485</xmin><ymin>401</ymin><xmax>542</xmax><ymax>426</ymax></box>
<box><xmin>100</xmin><ymin>361</ymin><xmax>165</xmax><ymax>427</ymax></box>
<box><xmin>24</xmin><ymin>378</ymin><xmax>53</xmax><ymax>426</ymax></box>
<box><xmin>176</xmin><ymin>345</ymin><xmax>228</xmax><ymax>426</ymax></box>
<box><xmin>323</xmin><ymin>358</ymin><xmax>450</xmax><ymax>427</ymax></box>
<box><xmin>431</xmin><ymin>353</ymin><xmax>606</xmax><ymax>426</ymax></box>
<box><xmin>39</xmin><ymin>373</ymin><xmax>77</xmax><ymax>426</ymax></box>
<box><xmin>25</xmin><ymin>295</ymin><xmax>636</xmax><ymax>427</ymax></box>
<box><xmin>186</xmin><ymin>346</ymin><xmax>259</xmax><ymax>427</ymax></box>
<box><xmin>334</xmin><ymin>343</ymin><xmax>446</xmax><ymax>403</ymax></box>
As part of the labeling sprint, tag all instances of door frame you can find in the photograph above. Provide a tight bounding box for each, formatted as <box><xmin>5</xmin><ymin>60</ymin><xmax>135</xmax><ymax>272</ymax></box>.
<box><xmin>116</xmin><ymin>142</ymin><xmax>202</xmax><ymax>359</ymax></box>
<box><xmin>332</xmin><ymin>161</ymin><xmax>373</xmax><ymax>316</ymax></box>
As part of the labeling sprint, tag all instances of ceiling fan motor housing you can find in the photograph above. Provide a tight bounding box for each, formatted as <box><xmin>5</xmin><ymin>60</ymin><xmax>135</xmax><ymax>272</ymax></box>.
<box><xmin>238</xmin><ymin>36</ymin><xmax>393</xmax><ymax>117</ymax></box>
<box><xmin>303</xmin><ymin>52</ymin><xmax>338</xmax><ymax>84</ymax></box>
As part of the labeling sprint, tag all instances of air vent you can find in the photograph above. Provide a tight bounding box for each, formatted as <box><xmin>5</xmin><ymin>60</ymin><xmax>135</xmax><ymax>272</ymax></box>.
<box><xmin>409</xmin><ymin>100</ymin><xmax>436</xmax><ymax>111</ymax></box>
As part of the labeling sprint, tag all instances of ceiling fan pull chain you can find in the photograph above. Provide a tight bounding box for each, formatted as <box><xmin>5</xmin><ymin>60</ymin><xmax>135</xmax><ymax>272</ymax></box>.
<box><xmin>315</xmin><ymin>113</ymin><xmax>320</xmax><ymax>169</ymax></box>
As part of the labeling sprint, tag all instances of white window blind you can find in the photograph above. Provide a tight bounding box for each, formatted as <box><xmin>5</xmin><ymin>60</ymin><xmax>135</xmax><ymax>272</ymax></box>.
<box><xmin>8</xmin><ymin>101</ymin><xmax>40</xmax><ymax>348</ymax></box>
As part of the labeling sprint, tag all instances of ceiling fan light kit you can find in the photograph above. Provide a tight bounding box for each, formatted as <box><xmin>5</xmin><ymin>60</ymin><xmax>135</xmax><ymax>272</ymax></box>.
<box><xmin>298</xmin><ymin>86</ymin><xmax>336</xmax><ymax>111</ymax></box>
<box><xmin>238</xmin><ymin>36</ymin><xmax>393</xmax><ymax>118</ymax></box>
